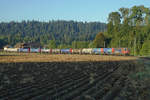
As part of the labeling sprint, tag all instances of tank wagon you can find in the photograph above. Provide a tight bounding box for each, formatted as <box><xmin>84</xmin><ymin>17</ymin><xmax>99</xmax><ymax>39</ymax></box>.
<box><xmin>72</xmin><ymin>49</ymin><xmax>82</xmax><ymax>54</ymax></box>
<box><xmin>4</xmin><ymin>48</ymin><xmax>18</xmax><ymax>52</ymax></box>
<box><xmin>3</xmin><ymin>48</ymin><xmax>130</xmax><ymax>55</ymax></box>
<box><xmin>61</xmin><ymin>49</ymin><xmax>72</xmax><ymax>54</ymax></box>
<box><xmin>82</xmin><ymin>48</ymin><xmax>93</xmax><ymax>54</ymax></box>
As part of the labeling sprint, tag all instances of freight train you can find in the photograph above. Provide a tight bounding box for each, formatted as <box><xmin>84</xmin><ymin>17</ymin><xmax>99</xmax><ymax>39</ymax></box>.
<box><xmin>4</xmin><ymin>47</ymin><xmax>130</xmax><ymax>55</ymax></box>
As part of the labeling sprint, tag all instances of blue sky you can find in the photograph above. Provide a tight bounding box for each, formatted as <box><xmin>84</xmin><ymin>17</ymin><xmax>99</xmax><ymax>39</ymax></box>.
<box><xmin>0</xmin><ymin>0</ymin><xmax>150</xmax><ymax>23</ymax></box>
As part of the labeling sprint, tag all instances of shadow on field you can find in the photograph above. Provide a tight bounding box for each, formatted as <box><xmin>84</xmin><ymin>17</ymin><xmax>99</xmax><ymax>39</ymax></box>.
<box><xmin>0</xmin><ymin>55</ymin><xmax>20</xmax><ymax>56</ymax></box>
<box><xmin>140</xmin><ymin>57</ymin><xmax>150</xmax><ymax>60</ymax></box>
<box><xmin>0</xmin><ymin>60</ymin><xmax>136</xmax><ymax>85</ymax></box>
<box><xmin>0</xmin><ymin>60</ymin><xmax>138</xmax><ymax>100</ymax></box>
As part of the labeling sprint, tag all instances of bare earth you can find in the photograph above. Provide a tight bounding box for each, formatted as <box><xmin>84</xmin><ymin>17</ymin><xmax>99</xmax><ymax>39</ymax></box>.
<box><xmin>0</xmin><ymin>52</ymin><xmax>149</xmax><ymax>100</ymax></box>
<box><xmin>0</xmin><ymin>52</ymin><xmax>138</xmax><ymax>63</ymax></box>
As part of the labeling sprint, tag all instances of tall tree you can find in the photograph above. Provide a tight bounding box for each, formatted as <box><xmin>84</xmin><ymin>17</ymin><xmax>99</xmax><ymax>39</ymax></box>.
<box><xmin>108</xmin><ymin>12</ymin><xmax>121</xmax><ymax>25</ymax></box>
<box><xmin>93</xmin><ymin>32</ymin><xmax>105</xmax><ymax>48</ymax></box>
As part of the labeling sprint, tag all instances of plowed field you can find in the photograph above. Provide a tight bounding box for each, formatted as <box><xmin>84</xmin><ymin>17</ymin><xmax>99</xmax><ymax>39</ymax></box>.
<box><xmin>0</xmin><ymin>53</ymin><xmax>143</xmax><ymax>100</ymax></box>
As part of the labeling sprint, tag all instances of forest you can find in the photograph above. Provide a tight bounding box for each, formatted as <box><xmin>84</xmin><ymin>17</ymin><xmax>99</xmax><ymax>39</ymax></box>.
<box><xmin>0</xmin><ymin>20</ymin><xmax>106</xmax><ymax>49</ymax></box>
<box><xmin>0</xmin><ymin>5</ymin><xmax>150</xmax><ymax>56</ymax></box>
<box><xmin>104</xmin><ymin>5</ymin><xmax>150</xmax><ymax>55</ymax></box>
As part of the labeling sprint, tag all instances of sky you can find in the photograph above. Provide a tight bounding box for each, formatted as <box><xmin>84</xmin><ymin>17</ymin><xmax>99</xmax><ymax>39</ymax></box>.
<box><xmin>0</xmin><ymin>0</ymin><xmax>150</xmax><ymax>23</ymax></box>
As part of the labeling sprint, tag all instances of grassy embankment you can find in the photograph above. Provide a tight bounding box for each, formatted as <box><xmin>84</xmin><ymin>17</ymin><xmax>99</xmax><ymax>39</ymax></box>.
<box><xmin>128</xmin><ymin>57</ymin><xmax>150</xmax><ymax>100</ymax></box>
